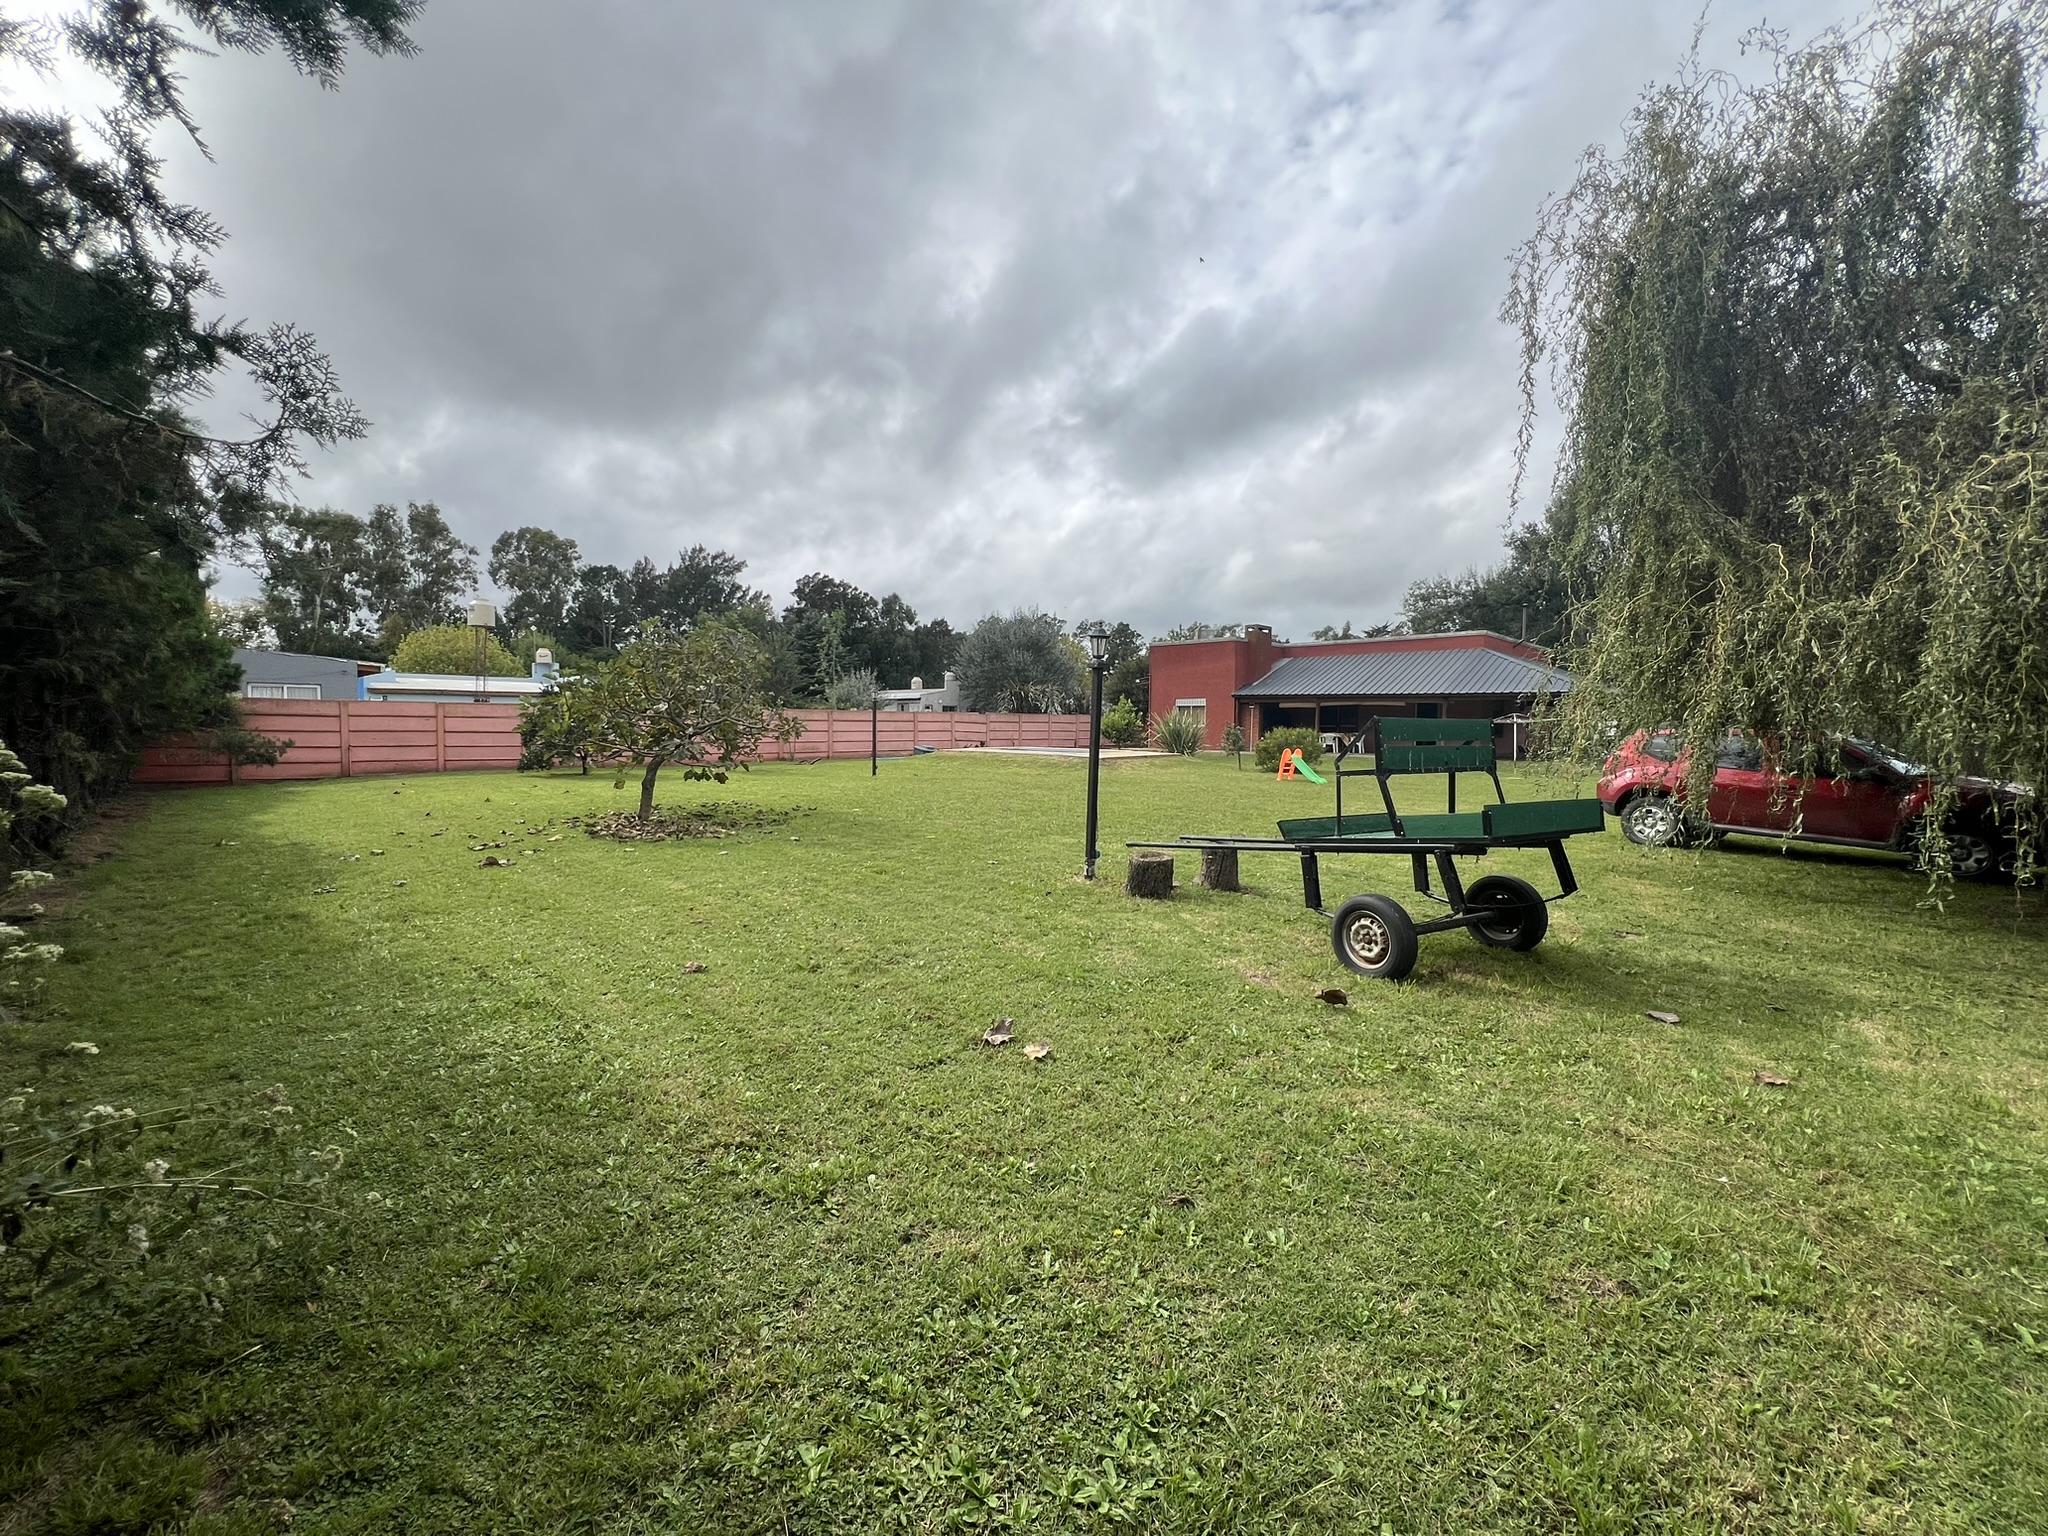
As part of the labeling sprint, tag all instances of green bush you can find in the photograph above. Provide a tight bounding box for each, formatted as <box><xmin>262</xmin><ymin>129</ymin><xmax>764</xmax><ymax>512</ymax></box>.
<box><xmin>1253</xmin><ymin>726</ymin><xmax>1323</xmax><ymax>772</ymax></box>
<box><xmin>1151</xmin><ymin>709</ymin><xmax>1205</xmax><ymax>756</ymax></box>
<box><xmin>1220</xmin><ymin>722</ymin><xmax>1247</xmax><ymax>765</ymax></box>
<box><xmin>1099</xmin><ymin>697</ymin><xmax>1146</xmax><ymax>748</ymax></box>
<box><xmin>391</xmin><ymin>625</ymin><xmax>524</xmax><ymax>677</ymax></box>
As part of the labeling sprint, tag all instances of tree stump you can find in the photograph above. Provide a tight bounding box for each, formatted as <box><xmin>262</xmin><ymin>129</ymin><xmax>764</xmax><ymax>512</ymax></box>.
<box><xmin>1198</xmin><ymin>846</ymin><xmax>1241</xmax><ymax>892</ymax></box>
<box><xmin>1126</xmin><ymin>851</ymin><xmax>1175</xmax><ymax>899</ymax></box>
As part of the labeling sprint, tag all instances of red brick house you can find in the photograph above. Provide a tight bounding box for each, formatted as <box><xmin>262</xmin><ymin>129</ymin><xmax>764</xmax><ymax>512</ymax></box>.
<box><xmin>1147</xmin><ymin>626</ymin><xmax>1569</xmax><ymax>757</ymax></box>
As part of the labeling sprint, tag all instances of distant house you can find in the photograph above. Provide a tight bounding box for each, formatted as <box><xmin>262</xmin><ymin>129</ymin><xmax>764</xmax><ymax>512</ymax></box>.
<box><xmin>234</xmin><ymin>648</ymin><xmax>383</xmax><ymax>701</ymax></box>
<box><xmin>1148</xmin><ymin>627</ymin><xmax>1571</xmax><ymax>759</ymax></box>
<box><xmin>357</xmin><ymin>649</ymin><xmax>564</xmax><ymax>705</ymax></box>
<box><xmin>875</xmin><ymin>671</ymin><xmax>960</xmax><ymax>712</ymax></box>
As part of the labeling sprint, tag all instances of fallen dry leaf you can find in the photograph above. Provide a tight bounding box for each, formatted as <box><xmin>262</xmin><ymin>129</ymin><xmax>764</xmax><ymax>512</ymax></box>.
<box><xmin>1164</xmin><ymin>1192</ymin><xmax>1195</xmax><ymax>1208</ymax></box>
<box><xmin>1022</xmin><ymin>1042</ymin><xmax>1052</xmax><ymax>1061</ymax></box>
<box><xmin>1612</xmin><ymin>930</ymin><xmax>1644</xmax><ymax>939</ymax></box>
<box><xmin>982</xmin><ymin>1017</ymin><xmax>1014</xmax><ymax>1047</ymax></box>
<box><xmin>1646</xmin><ymin>1010</ymin><xmax>1681</xmax><ymax>1026</ymax></box>
<box><xmin>681</xmin><ymin>961</ymin><xmax>708</xmax><ymax>974</ymax></box>
<box><xmin>479</xmin><ymin>856</ymin><xmax>513</xmax><ymax>867</ymax></box>
<box><xmin>1753</xmin><ymin>1071</ymin><xmax>1791</xmax><ymax>1087</ymax></box>
<box><xmin>1314</xmin><ymin>988</ymin><xmax>1350</xmax><ymax>1006</ymax></box>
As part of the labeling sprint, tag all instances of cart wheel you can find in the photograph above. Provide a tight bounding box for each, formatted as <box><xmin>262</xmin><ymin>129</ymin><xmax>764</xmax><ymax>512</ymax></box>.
<box><xmin>1331</xmin><ymin>894</ymin><xmax>1419</xmax><ymax>981</ymax></box>
<box><xmin>1464</xmin><ymin>874</ymin><xmax>1549</xmax><ymax>952</ymax></box>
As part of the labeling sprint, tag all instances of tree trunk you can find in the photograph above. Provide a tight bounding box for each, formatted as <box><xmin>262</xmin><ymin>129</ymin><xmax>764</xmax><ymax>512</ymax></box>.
<box><xmin>1126</xmin><ymin>850</ymin><xmax>1174</xmax><ymax>899</ymax></box>
<box><xmin>1198</xmin><ymin>847</ymin><xmax>1240</xmax><ymax>891</ymax></box>
<box><xmin>639</xmin><ymin>758</ymin><xmax>664</xmax><ymax>820</ymax></box>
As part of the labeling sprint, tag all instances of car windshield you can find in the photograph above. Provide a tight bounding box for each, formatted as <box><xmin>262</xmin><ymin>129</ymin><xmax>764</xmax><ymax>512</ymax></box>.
<box><xmin>1846</xmin><ymin>738</ymin><xmax>1926</xmax><ymax>777</ymax></box>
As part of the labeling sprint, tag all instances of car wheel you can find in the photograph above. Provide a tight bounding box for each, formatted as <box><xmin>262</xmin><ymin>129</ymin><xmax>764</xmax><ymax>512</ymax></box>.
<box><xmin>1331</xmin><ymin>894</ymin><xmax>1419</xmax><ymax>981</ymax></box>
<box><xmin>1945</xmin><ymin>827</ymin><xmax>2005</xmax><ymax>881</ymax></box>
<box><xmin>1463</xmin><ymin>874</ymin><xmax>1550</xmax><ymax>952</ymax></box>
<box><xmin>1619</xmin><ymin>793</ymin><xmax>1690</xmax><ymax>848</ymax></box>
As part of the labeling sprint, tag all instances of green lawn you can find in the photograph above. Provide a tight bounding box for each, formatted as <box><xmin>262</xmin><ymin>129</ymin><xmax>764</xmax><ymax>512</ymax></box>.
<box><xmin>4</xmin><ymin>753</ymin><xmax>2046</xmax><ymax>1534</ymax></box>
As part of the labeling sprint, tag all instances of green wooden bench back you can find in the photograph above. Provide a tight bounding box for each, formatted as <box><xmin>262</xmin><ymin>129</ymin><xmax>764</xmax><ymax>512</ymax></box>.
<box><xmin>1374</xmin><ymin>718</ymin><xmax>1499</xmax><ymax>776</ymax></box>
<box><xmin>1483</xmin><ymin>798</ymin><xmax>1607</xmax><ymax>839</ymax></box>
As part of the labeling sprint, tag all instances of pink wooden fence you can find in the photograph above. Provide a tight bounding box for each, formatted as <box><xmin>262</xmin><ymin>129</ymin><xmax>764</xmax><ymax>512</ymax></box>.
<box><xmin>133</xmin><ymin>701</ymin><xmax>1092</xmax><ymax>786</ymax></box>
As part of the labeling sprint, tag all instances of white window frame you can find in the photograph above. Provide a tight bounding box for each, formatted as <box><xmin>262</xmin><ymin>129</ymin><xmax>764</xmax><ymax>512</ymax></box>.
<box><xmin>245</xmin><ymin>682</ymin><xmax>320</xmax><ymax>700</ymax></box>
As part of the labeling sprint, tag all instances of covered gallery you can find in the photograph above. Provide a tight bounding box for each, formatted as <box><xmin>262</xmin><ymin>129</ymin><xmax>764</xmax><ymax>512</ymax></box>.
<box><xmin>1147</xmin><ymin>626</ymin><xmax>1571</xmax><ymax>758</ymax></box>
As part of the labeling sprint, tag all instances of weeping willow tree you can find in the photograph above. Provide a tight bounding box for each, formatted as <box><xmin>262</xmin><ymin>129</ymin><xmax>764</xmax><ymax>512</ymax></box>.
<box><xmin>1508</xmin><ymin>0</ymin><xmax>2048</xmax><ymax>877</ymax></box>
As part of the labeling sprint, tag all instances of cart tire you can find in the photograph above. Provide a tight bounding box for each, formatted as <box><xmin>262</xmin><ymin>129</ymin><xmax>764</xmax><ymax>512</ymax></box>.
<box><xmin>1463</xmin><ymin>874</ymin><xmax>1549</xmax><ymax>952</ymax></box>
<box><xmin>1331</xmin><ymin>894</ymin><xmax>1419</xmax><ymax>981</ymax></box>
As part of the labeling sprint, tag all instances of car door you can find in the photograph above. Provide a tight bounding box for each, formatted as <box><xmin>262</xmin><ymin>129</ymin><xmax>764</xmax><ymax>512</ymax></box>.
<box><xmin>1795</xmin><ymin>741</ymin><xmax>1908</xmax><ymax>842</ymax></box>
<box><xmin>1705</xmin><ymin>734</ymin><xmax>1777</xmax><ymax>828</ymax></box>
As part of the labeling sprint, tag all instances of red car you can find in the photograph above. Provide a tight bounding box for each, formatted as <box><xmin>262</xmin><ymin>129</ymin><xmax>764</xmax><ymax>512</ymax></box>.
<box><xmin>1596</xmin><ymin>730</ymin><xmax>2028</xmax><ymax>879</ymax></box>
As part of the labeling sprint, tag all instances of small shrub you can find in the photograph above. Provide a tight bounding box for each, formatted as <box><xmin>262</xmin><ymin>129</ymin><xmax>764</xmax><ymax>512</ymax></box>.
<box><xmin>1220</xmin><ymin>722</ymin><xmax>1247</xmax><ymax>766</ymax></box>
<box><xmin>1099</xmin><ymin>697</ymin><xmax>1146</xmax><ymax>748</ymax></box>
<box><xmin>1152</xmin><ymin>709</ymin><xmax>1205</xmax><ymax>756</ymax></box>
<box><xmin>1254</xmin><ymin>727</ymin><xmax>1323</xmax><ymax>772</ymax></box>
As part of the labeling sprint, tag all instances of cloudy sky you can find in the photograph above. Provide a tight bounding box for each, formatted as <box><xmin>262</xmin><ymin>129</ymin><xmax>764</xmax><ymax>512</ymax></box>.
<box><xmin>22</xmin><ymin>0</ymin><xmax>1857</xmax><ymax>637</ymax></box>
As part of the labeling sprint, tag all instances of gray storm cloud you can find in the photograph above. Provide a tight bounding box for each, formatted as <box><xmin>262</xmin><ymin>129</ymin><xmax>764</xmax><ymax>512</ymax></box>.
<box><xmin>146</xmin><ymin>0</ymin><xmax>1857</xmax><ymax>635</ymax></box>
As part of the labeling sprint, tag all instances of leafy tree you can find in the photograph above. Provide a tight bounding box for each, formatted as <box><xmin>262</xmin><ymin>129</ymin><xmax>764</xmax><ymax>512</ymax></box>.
<box><xmin>578</xmin><ymin>621</ymin><xmax>801</xmax><ymax>820</ymax></box>
<box><xmin>823</xmin><ymin>668</ymin><xmax>880</xmax><ymax>709</ymax></box>
<box><xmin>954</xmin><ymin>611</ymin><xmax>1083</xmax><ymax>713</ymax></box>
<box><xmin>1105</xmin><ymin>655</ymin><xmax>1149</xmax><ymax>715</ymax></box>
<box><xmin>489</xmin><ymin>527</ymin><xmax>582</xmax><ymax>634</ymax></box>
<box><xmin>256</xmin><ymin>508</ymin><xmax>371</xmax><ymax>656</ymax></box>
<box><xmin>359</xmin><ymin>502</ymin><xmax>477</xmax><ymax>647</ymax></box>
<box><xmin>1399</xmin><ymin>524</ymin><xmax>1570</xmax><ymax>645</ymax></box>
<box><xmin>1506</xmin><ymin>0</ymin><xmax>2048</xmax><ymax>870</ymax></box>
<box><xmin>0</xmin><ymin>2</ymin><xmax>416</xmax><ymax>811</ymax></box>
<box><xmin>781</xmin><ymin>574</ymin><xmax>956</xmax><ymax>699</ymax></box>
<box><xmin>1221</xmin><ymin>721</ymin><xmax>1247</xmax><ymax>767</ymax></box>
<box><xmin>562</xmin><ymin>563</ymin><xmax>635</xmax><ymax>654</ymax></box>
<box><xmin>519</xmin><ymin>677</ymin><xmax>600</xmax><ymax>774</ymax></box>
<box><xmin>390</xmin><ymin>625</ymin><xmax>524</xmax><ymax>677</ymax></box>
<box><xmin>1310</xmin><ymin>620</ymin><xmax>1399</xmax><ymax>641</ymax></box>
<box><xmin>1160</xmin><ymin>622</ymin><xmax>1242</xmax><ymax>642</ymax></box>
<box><xmin>208</xmin><ymin>598</ymin><xmax>275</xmax><ymax>649</ymax></box>
<box><xmin>1077</xmin><ymin>620</ymin><xmax>1149</xmax><ymax>713</ymax></box>
<box><xmin>632</xmin><ymin>546</ymin><xmax>765</xmax><ymax>627</ymax></box>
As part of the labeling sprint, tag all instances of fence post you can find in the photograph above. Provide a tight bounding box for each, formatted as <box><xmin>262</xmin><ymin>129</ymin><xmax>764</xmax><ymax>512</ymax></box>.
<box><xmin>435</xmin><ymin>705</ymin><xmax>447</xmax><ymax>772</ymax></box>
<box><xmin>338</xmin><ymin>700</ymin><xmax>352</xmax><ymax>778</ymax></box>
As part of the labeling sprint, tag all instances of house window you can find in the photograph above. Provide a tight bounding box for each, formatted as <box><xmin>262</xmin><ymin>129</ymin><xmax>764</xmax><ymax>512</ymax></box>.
<box><xmin>1172</xmin><ymin>698</ymin><xmax>1207</xmax><ymax>727</ymax></box>
<box><xmin>245</xmin><ymin>682</ymin><xmax>320</xmax><ymax>700</ymax></box>
<box><xmin>1414</xmin><ymin>702</ymin><xmax>1441</xmax><ymax>719</ymax></box>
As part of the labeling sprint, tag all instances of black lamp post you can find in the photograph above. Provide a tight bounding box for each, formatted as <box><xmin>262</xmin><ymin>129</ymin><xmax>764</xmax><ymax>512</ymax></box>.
<box><xmin>1081</xmin><ymin>623</ymin><xmax>1111</xmax><ymax>879</ymax></box>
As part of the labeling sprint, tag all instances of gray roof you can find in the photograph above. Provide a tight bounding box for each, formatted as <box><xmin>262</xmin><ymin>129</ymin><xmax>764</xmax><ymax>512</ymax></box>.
<box><xmin>1234</xmin><ymin>648</ymin><xmax>1571</xmax><ymax>701</ymax></box>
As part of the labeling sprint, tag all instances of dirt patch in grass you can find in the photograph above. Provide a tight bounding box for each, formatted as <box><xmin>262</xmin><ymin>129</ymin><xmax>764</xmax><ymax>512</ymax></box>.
<box><xmin>570</xmin><ymin>801</ymin><xmax>805</xmax><ymax>841</ymax></box>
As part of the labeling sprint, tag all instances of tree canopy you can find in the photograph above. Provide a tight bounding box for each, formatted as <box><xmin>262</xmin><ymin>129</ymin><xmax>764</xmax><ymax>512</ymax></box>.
<box><xmin>0</xmin><ymin>1</ymin><xmax>417</xmax><ymax>814</ymax></box>
<box><xmin>954</xmin><ymin>611</ymin><xmax>1083</xmax><ymax>713</ymax></box>
<box><xmin>573</xmin><ymin>622</ymin><xmax>800</xmax><ymax>820</ymax></box>
<box><xmin>1508</xmin><ymin>0</ymin><xmax>2048</xmax><ymax>870</ymax></box>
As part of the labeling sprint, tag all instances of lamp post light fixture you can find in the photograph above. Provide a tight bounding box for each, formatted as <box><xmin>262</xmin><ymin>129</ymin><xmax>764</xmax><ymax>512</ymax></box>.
<box><xmin>1081</xmin><ymin>622</ymin><xmax>1112</xmax><ymax>879</ymax></box>
<box><xmin>466</xmin><ymin>599</ymin><xmax>499</xmax><ymax>704</ymax></box>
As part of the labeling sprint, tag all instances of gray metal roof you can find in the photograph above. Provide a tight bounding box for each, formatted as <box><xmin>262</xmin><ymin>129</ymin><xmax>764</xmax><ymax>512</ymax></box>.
<box><xmin>1233</xmin><ymin>648</ymin><xmax>1571</xmax><ymax>701</ymax></box>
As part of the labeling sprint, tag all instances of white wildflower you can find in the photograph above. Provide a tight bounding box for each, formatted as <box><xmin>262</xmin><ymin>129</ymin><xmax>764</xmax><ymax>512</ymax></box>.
<box><xmin>6</xmin><ymin>869</ymin><xmax>54</xmax><ymax>889</ymax></box>
<box><xmin>144</xmin><ymin>1158</ymin><xmax>171</xmax><ymax>1183</ymax></box>
<box><xmin>0</xmin><ymin>925</ymin><xmax>24</xmax><ymax>943</ymax></box>
<box><xmin>67</xmin><ymin>1042</ymin><xmax>100</xmax><ymax>1055</ymax></box>
<box><xmin>128</xmin><ymin>1223</ymin><xmax>150</xmax><ymax>1257</ymax></box>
